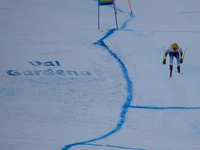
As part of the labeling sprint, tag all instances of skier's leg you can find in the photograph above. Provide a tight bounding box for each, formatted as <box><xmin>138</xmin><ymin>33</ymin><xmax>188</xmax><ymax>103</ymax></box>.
<box><xmin>177</xmin><ymin>66</ymin><xmax>180</xmax><ymax>73</ymax></box>
<box><xmin>176</xmin><ymin>55</ymin><xmax>181</xmax><ymax>73</ymax></box>
<box><xmin>176</xmin><ymin>56</ymin><xmax>180</xmax><ymax>66</ymax></box>
<box><xmin>170</xmin><ymin>65</ymin><xmax>173</xmax><ymax>77</ymax></box>
<box><xmin>169</xmin><ymin>56</ymin><xmax>174</xmax><ymax>66</ymax></box>
<box><xmin>169</xmin><ymin>56</ymin><xmax>174</xmax><ymax>77</ymax></box>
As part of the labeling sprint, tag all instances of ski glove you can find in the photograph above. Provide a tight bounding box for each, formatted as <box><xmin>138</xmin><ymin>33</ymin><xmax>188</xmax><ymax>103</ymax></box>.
<box><xmin>180</xmin><ymin>59</ymin><xmax>183</xmax><ymax>63</ymax></box>
<box><xmin>162</xmin><ymin>59</ymin><xmax>166</xmax><ymax>65</ymax></box>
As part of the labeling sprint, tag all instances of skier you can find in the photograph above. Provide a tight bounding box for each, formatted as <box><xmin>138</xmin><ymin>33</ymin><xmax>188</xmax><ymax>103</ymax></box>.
<box><xmin>162</xmin><ymin>43</ymin><xmax>183</xmax><ymax>77</ymax></box>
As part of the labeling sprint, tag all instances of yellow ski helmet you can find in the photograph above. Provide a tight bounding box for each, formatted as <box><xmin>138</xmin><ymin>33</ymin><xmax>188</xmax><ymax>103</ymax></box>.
<box><xmin>172</xmin><ymin>43</ymin><xmax>178</xmax><ymax>49</ymax></box>
<box><xmin>171</xmin><ymin>43</ymin><xmax>179</xmax><ymax>51</ymax></box>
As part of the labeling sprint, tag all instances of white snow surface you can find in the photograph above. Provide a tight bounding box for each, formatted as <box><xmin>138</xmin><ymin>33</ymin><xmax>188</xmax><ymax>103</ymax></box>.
<box><xmin>1</xmin><ymin>0</ymin><xmax>200</xmax><ymax>150</ymax></box>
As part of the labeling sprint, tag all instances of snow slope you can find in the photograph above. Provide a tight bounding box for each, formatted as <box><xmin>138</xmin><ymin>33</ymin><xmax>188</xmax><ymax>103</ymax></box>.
<box><xmin>0</xmin><ymin>0</ymin><xmax>200</xmax><ymax>150</ymax></box>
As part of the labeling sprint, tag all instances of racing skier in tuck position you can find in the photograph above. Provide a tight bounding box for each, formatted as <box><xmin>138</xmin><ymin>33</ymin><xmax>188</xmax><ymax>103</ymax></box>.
<box><xmin>162</xmin><ymin>43</ymin><xmax>183</xmax><ymax>77</ymax></box>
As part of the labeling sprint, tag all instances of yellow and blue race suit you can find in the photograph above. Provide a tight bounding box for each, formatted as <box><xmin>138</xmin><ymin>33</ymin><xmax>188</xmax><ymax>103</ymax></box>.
<box><xmin>164</xmin><ymin>44</ymin><xmax>183</xmax><ymax>66</ymax></box>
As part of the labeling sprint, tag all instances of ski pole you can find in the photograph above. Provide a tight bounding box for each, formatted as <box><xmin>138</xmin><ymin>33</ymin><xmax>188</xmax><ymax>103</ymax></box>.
<box><xmin>183</xmin><ymin>47</ymin><xmax>188</xmax><ymax>59</ymax></box>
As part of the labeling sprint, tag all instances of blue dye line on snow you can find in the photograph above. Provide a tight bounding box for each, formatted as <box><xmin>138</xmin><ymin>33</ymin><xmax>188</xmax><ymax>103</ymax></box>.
<box><xmin>121</xmin><ymin>29</ymin><xmax>200</xmax><ymax>33</ymax></box>
<box><xmin>180</xmin><ymin>11</ymin><xmax>200</xmax><ymax>14</ymax></box>
<box><xmin>108</xmin><ymin>5</ymin><xmax>128</xmax><ymax>13</ymax></box>
<box><xmin>61</xmin><ymin>12</ymin><xmax>135</xmax><ymax>150</ymax></box>
<box><xmin>85</xmin><ymin>143</ymin><xmax>146</xmax><ymax>150</ymax></box>
<box><xmin>129</xmin><ymin>106</ymin><xmax>200</xmax><ymax>110</ymax></box>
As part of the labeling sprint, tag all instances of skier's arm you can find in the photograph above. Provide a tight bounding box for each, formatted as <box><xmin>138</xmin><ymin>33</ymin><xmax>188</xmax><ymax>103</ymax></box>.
<box><xmin>179</xmin><ymin>48</ymin><xmax>183</xmax><ymax>63</ymax></box>
<box><xmin>164</xmin><ymin>54</ymin><xmax>167</xmax><ymax>60</ymax></box>
<box><xmin>164</xmin><ymin>48</ymin><xmax>170</xmax><ymax>59</ymax></box>
<box><xmin>163</xmin><ymin>48</ymin><xmax>170</xmax><ymax>64</ymax></box>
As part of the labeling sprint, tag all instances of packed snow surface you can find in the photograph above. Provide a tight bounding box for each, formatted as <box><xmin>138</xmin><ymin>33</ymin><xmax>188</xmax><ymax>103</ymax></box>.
<box><xmin>0</xmin><ymin>0</ymin><xmax>200</xmax><ymax>150</ymax></box>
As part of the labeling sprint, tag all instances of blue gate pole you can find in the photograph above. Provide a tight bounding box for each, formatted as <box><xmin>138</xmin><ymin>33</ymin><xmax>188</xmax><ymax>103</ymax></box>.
<box><xmin>113</xmin><ymin>0</ymin><xmax>118</xmax><ymax>29</ymax></box>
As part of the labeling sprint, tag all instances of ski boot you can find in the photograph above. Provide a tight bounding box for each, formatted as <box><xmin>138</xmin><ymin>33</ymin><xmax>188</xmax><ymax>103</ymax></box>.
<box><xmin>170</xmin><ymin>65</ymin><xmax>173</xmax><ymax>77</ymax></box>
<box><xmin>177</xmin><ymin>66</ymin><xmax>181</xmax><ymax>73</ymax></box>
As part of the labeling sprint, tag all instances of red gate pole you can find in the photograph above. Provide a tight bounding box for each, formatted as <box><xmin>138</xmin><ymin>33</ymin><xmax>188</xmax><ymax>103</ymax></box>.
<box><xmin>114</xmin><ymin>0</ymin><xmax>117</xmax><ymax>14</ymax></box>
<box><xmin>128</xmin><ymin>0</ymin><xmax>132</xmax><ymax>13</ymax></box>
